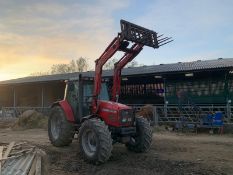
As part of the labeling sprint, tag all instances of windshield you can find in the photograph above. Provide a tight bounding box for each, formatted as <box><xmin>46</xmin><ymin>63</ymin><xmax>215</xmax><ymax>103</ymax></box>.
<box><xmin>83</xmin><ymin>82</ymin><xmax>109</xmax><ymax>101</ymax></box>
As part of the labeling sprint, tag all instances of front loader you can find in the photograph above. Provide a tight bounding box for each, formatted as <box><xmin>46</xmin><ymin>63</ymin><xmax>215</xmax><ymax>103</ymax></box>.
<box><xmin>48</xmin><ymin>19</ymin><xmax>172</xmax><ymax>164</ymax></box>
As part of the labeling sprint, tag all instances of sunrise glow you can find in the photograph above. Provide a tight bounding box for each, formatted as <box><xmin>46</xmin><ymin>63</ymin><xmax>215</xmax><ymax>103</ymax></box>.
<box><xmin>1</xmin><ymin>0</ymin><xmax>233</xmax><ymax>81</ymax></box>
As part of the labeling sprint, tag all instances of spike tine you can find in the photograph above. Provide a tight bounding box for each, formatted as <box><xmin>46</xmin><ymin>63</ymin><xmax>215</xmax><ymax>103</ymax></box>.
<box><xmin>159</xmin><ymin>39</ymin><xmax>173</xmax><ymax>45</ymax></box>
<box><xmin>158</xmin><ymin>39</ymin><xmax>169</xmax><ymax>44</ymax></box>
<box><xmin>158</xmin><ymin>37</ymin><xmax>172</xmax><ymax>42</ymax></box>
<box><xmin>157</xmin><ymin>34</ymin><xmax>164</xmax><ymax>38</ymax></box>
<box><xmin>158</xmin><ymin>39</ymin><xmax>173</xmax><ymax>47</ymax></box>
<box><xmin>158</xmin><ymin>38</ymin><xmax>172</xmax><ymax>43</ymax></box>
<box><xmin>158</xmin><ymin>41</ymin><xmax>170</xmax><ymax>45</ymax></box>
<box><xmin>158</xmin><ymin>38</ymin><xmax>171</xmax><ymax>44</ymax></box>
<box><xmin>158</xmin><ymin>37</ymin><xmax>169</xmax><ymax>42</ymax></box>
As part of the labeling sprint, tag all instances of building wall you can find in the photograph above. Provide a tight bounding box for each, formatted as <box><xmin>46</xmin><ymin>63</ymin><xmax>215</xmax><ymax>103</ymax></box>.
<box><xmin>43</xmin><ymin>82</ymin><xmax>66</xmax><ymax>106</ymax></box>
<box><xmin>165</xmin><ymin>70</ymin><xmax>229</xmax><ymax>104</ymax></box>
<box><xmin>0</xmin><ymin>81</ymin><xmax>66</xmax><ymax>108</ymax></box>
<box><xmin>118</xmin><ymin>75</ymin><xmax>165</xmax><ymax>104</ymax></box>
<box><xmin>117</xmin><ymin>70</ymin><xmax>232</xmax><ymax>105</ymax></box>
<box><xmin>0</xmin><ymin>86</ymin><xmax>14</xmax><ymax>107</ymax></box>
<box><xmin>15</xmin><ymin>84</ymin><xmax>42</xmax><ymax>106</ymax></box>
<box><xmin>0</xmin><ymin>70</ymin><xmax>232</xmax><ymax>108</ymax></box>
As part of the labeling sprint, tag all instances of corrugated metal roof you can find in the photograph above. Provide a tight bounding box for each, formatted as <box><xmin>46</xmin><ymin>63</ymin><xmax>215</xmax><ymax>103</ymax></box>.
<box><xmin>1</xmin><ymin>58</ymin><xmax>233</xmax><ymax>85</ymax></box>
<box><xmin>0</xmin><ymin>72</ymin><xmax>94</xmax><ymax>85</ymax></box>
<box><xmin>120</xmin><ymin>58</ymin><xmax>233</xmax><ymax>76</ymax></box>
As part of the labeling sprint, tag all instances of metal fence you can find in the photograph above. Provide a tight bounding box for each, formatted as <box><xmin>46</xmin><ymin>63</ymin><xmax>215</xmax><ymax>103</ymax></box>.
<box><xmin>0</xmin><ymin>107</ymin><xmax>50</xmax><ymax>118</ymax></box>
<box><xmin>129</xmin><ymin>104</ymin><xmax>233</xmax><ymax>124</ymax></box>
<box><xmin>1</xmin><ymin>104</ymin><xmax>233</xmax><ymax>124</ymax></box>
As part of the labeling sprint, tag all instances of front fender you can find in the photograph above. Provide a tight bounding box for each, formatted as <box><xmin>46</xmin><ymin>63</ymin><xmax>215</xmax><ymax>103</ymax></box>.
<box><xmin>80</xmin><ymin>114</ymin><xmax>97</xmax><ymax>123</ymax></box>
<box><xmin>51</xmin><ymin>100</ymin><xmax>75</xmax><ymax>123</ymax></box>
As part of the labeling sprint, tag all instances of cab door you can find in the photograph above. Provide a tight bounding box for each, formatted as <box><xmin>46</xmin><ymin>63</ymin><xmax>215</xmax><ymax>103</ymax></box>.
<box><xmin>82</xmin><ymin>83</ymin><xmax>93</xmax><ymax>116</ymax></box>
<box><xmin>65</xmin><ymin>81</ymin><xmax>79</xmax><ymax>117</ymax></box>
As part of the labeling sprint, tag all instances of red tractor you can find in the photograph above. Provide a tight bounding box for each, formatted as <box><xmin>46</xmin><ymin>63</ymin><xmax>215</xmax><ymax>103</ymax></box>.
<box><xmin>48</xmin><ymin>20</ymin><xmax>172</xmax><ymax>164</ymax></box>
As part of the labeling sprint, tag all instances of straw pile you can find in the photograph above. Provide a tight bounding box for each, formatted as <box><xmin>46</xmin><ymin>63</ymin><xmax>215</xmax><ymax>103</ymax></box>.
<box><xmin>136</xmin><ymin>105</ymin><xmax>154</xmax><ymax>121</ymax></box>
<box><xmin>12</xmin><ymin>110</ymin><xmax>48</xmax><ymax>130</ymax></box>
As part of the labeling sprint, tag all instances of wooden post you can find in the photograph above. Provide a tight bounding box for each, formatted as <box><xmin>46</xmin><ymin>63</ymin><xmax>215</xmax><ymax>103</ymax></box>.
<box><xmin>35</xmin><ymin>154</ymin><xmax>42</xmax><ymax>175</ymax></box>
<box><xmin>2</xmin><ymin>142</ymin><xmax>15</xmax><ymax>166</ymax></box>
<box><xmin>28</xmin><ymin>155</ymin><xmax>37</xmax><ymax>175</ymax></box>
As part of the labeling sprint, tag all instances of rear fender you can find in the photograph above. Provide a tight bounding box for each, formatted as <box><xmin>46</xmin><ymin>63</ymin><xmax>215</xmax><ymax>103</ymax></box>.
<box><xmin>51</xmin><ymin>100</ymin><xmax>75</xmax><ymax>123</ymax></box>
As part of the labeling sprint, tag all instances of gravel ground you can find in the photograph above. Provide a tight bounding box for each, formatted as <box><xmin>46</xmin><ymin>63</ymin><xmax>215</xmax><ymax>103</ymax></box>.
<box><xmin>0</xmin><ymin>122</ymin><xmax>232</xmax><ymax>175</ymax></box>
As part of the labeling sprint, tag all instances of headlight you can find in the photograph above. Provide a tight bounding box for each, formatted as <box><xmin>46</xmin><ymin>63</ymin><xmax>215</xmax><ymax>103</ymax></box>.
<box><xmin>120</xmin><ymin>109</ymin><xmax>134</xmax><ymax>123</ymax></box>
<box><xmin>122</xmin><ymin>118</ymin><xmax>127</xmax><ymax>123</ymax></box>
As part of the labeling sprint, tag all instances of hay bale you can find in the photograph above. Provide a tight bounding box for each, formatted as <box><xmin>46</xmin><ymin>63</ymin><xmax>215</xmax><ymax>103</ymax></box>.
<box><xmin>12</xmin><ymin>110</ymin><xmax>48</xmax><ymax>130</ymax></box>
<box><xmin>136</xmin><ymin>105</ymin><xmax>154</xmax><ymax>121</ymax></box>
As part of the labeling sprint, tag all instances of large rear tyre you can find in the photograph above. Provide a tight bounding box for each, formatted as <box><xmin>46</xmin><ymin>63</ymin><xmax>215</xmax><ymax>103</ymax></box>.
<box><xmin>48</xmin><ymin>106</ymin><xmax>75</xmax><ymax>147</ymax></box>
<box><xmin>78</xmin><ymin>118</ymin><xmax>112</xmax><ymax>164</ymax></box>
<box><xmin>126</xmin><ymin>117</ymin><xmax>152</xmax><ymax>152</ymax></box>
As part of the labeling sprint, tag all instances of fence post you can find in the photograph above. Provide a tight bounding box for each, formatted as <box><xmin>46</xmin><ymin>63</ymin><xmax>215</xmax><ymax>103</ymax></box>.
<box><xmin>227</xmin><ymin>100</ymin><xmax>231</xmax><ymax>123</ymax></box>
<box><xmin>153</xmin><ymin>106</ymin><xmax>158</xmax><ymax>126</ymax></box>
<box><xmin>164</xmin><ymin>101</ymin><xmax>168</xmax><ymax>119</ymax></box>
<box><xmin>2</xmin><ymin>108</ymin><xmax>5</xmax><ymax>118</ymax></box>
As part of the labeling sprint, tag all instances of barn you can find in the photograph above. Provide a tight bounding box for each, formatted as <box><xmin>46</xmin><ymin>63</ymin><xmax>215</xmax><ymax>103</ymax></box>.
<box><xmin>0</xmin><ymin>58</ymin><xmax>233</xmax><ymax>125</ymax></box>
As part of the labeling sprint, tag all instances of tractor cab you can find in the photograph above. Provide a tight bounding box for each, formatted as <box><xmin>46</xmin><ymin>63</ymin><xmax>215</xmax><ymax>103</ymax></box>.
<box><xmin>64</xmin><ymin>76</ymin><xmax>109</xmax><ymax>120</ymax></box>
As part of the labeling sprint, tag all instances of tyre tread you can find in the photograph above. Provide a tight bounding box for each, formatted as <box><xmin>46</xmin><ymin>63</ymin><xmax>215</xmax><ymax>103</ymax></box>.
<box><xmin>48</xmin><ymin>106</ymin><xmax>75</xmax><ymax>147</ymax></box>
<box><xmin>78</xmin><ymin>118</ymin><xmax>112</xmax><ymax>164</ymax></box>
<box><xmin>126</xmin><ymin>117</ymin><xmax>152</xmax><ymax>153</ymax></box>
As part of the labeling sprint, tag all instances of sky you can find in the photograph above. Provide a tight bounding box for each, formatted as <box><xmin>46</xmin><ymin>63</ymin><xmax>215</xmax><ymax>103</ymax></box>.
<box><xmin>0</xmin><ymin>0</ymin><xmax>233</xmax><ymax>81</ymax></box>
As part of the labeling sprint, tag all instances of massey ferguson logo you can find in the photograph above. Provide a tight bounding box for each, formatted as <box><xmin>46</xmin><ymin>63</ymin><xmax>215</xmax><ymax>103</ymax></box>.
<box><xmin>102</xmin><ymin>108</ymin><xmax>117</xmax><ymax>114</ymax></box>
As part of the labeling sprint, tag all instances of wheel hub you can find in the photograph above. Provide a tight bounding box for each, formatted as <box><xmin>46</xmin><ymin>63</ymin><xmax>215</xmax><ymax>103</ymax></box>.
<box><xmin>51</xmin><ymin>115</ymin><xmax>61</xmax><ymax>140</ymax></box>
<box><xmin>82</xmin><ymin>129</ymin><xmax>97</xmax><ymax>157</ymax></box>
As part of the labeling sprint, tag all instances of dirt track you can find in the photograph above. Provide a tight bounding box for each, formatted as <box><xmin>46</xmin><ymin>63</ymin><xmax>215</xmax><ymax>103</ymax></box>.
<box><xmin>0</xmin><ymin>125</ymin><xmax>233</xmax><ymax>175</ymax></box>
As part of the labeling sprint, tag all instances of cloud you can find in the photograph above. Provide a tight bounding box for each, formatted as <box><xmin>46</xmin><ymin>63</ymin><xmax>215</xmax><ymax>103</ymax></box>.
<box><xmin>134</xmin><ymin>0</ymin><xmax>233</xmax><ymax>64</ymax></box>
<box><xmin>0</xmin><ymin>0</ymin><xmax>130</xmax><ymax>80</ymax></box>
<box><xmin>1</xmin><ymin>0</ymin><xmax>233</xmax><ymax>80</ymax></box>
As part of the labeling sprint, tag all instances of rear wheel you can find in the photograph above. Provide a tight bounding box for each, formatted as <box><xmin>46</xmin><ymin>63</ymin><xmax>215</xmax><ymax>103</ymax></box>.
<box><xmin>48</xmin><ymin>106</ymin><xmax>75</xmax><ymax>147</ymax></box>
<box><xmin>126</xmin><ymin>117</ymin><xmax>152</xmax><ymax>152</ymax></box>
<box><xmin>78</xmin><ymin>118</ymin><xmax>112</xmax><ymax>164</ymax></box>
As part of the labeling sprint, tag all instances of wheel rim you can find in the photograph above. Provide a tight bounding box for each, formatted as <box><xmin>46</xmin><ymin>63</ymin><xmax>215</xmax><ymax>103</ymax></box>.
<box><xmin>129</xmin><ymin>136</ymin><xmax>140</xmax><ymax>146</ymax></box>
<box><xmin>82</xmin><ymin>129</ymin><xmax>97</xmax><ymax>157</ymax></box>
<box><xmin>50</xmin><ymin>115</ymin><xmax>61</xmax><ymax>140</ymax></box>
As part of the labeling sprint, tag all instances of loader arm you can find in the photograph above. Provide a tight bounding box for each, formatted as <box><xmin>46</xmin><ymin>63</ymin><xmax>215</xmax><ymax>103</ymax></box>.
<box><xmin>92</xmin><ymin>19</ymin><xmax>173</xmax><ymax>113</ymax></box>
<box><xmin>112</xmin><ymin>43</ymin><xmax>143</xmax><ymax>102</ymax></box>
<box><xmin>92</xmin><ymin>36</ymin><xmax>122</xmax><ymax>113</ymax></box>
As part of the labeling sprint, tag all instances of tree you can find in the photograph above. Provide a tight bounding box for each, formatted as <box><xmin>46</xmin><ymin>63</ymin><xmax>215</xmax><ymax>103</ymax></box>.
<box><xmin>30</xmin><ymin>71</ymin><xmax>50</xmax><ymax>76</ymax></box>
<box><xmin>126</xmin><ymin>60</ymin><xmax>142</xmax><ymax>68</ymax></box>
<box><xmin>75</xmin><ymin>57</ymin><xmax>88</xmax><ymax>72</ymax></box>
<box><xmin>51</xmin><ymin>57</ymin><xmax>89</xmax><ymax>74</ymax></box>
<box><xmin>103</xmin><ymin>58</ymin><xmax>119</xmax><ymax>70</ymax></box>
<box><xmin>51</xmin><ymin>64</ymin><xmax>71</xmax><ymax>74</ymax></box>
<box><xmin>30</xmin><ymin>56</ymin><xmax>142</xmax><ymax>76</ymax></box>
<box><xmin>30</xmin><ymin>57</ymin><xmax>90</xmax><ymax>76</ymax></box>
<box><xmin>103</xmin><ymin>58</ymin><xmax>143</xmax><ymax>70</ymax></box>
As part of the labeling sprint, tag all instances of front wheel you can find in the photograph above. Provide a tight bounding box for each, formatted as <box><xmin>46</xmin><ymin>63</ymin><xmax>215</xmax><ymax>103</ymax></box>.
<box><xmin>126</xmin><ymin>117</ymin><xmax>152</xmax><ymax>152</ymax></box>
<box><xmin>78</xmin><ymin>118</ymin><xmax>112</xmax><ymax>164</ymax></box>
<box><xmin>48</xmin><ymin>106</ymin><xmax>75</xmax><ymax>147</ymax></box>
